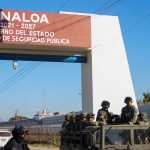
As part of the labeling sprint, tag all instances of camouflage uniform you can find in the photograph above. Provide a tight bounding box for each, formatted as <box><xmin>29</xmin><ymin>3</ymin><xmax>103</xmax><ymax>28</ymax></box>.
<box><xmin>86</xmin><ymin>113</ymin><xmax>97</xmax><ymax>126</ymax></box>
<box><xmin>137</xmin><ymin>112</ymin><xmax>150</xmax><ymax>125</ymax></box>
<box><xmin>96</xmin><ymin>108</ymin><xmax>112</xmax><ymax>124</ymax></box>
<box><xmin>69</xmin><ymin>113</ymin><xmax>76</xmax><ymax>131</ymax></box>
<box><xmin>79</xmin><ymin>112</ymin><xmax>88</xmax><ymax>130</ymax></box>
<box><xmin>134</xmin><ymin>113</ymin><xmax>150</xmax><ymax>144</ymax></box>
<box><xmin>121</xmin><ymin>97</ymin><xmax>138</xmax><ymax>124</ymax></box>
<box><xmin>96</xmin><ymin>101</ymin><xmax>112</xmax><ymax>124</ymax></box>
<box><xmin>121</xmin><ymin>105</ymin><xmax>138</xmax><ymax>124</ymax></box>
<box><xmin>62</xmin><ymin>113</ymin><xmax>71</xmax><ymax>133</ymax></box>
<box><xmin>74</xmin><ymin>114</ymin><xmax>81</xmax><ymax>131</ymax></box>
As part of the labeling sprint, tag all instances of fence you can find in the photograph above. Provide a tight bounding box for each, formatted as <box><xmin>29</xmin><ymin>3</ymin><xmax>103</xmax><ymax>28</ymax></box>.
<box><xmin>0</xmin><ymin>124</ymin><xmax>62</xmax><ymax>135</ymax></box>
<box><xmin>27</xmin><ymin>124</ymin><xmax>62</xmax><ymax>135</ymax></box>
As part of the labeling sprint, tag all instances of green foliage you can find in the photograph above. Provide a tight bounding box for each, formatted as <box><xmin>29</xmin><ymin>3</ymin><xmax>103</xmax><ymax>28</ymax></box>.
<box><xmin>53</xmin><ymin>112</ymin><xmax>60</xmax><ymax>115</ymax></box>
<box><xmin>9</xmin><ymin>116</ymin><xmax>30</xmax><ymax>122</ymax></box>
<box><xmin>26</xmin><ymin>134</ymin><xmax>60</xmax><ymax>146</ymax></box>
<box><xmin>143</xmin><ymin>92</ymin><xmax>150</xmax><ymax>104</ymax></box>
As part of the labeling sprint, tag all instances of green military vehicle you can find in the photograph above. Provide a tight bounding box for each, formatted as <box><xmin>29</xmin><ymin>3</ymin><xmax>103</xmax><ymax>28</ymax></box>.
<box><xmin>60</xmin><ymin>124</ymin><xmax>150</xmax><ymax>150</ymax></box>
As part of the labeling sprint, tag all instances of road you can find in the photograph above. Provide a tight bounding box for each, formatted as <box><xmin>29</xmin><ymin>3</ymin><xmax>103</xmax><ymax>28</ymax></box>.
<box><xmin>29</xmin><ymin>145</ymin><xmax>59</xmax><ymax>150</ymax></box>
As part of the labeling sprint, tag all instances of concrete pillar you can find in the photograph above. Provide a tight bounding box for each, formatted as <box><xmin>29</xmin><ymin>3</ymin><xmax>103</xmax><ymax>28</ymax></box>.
<box><xmin>81</xmin><ymin>15</ymin><xmax>137</xmax><ymax>116</ymax></box>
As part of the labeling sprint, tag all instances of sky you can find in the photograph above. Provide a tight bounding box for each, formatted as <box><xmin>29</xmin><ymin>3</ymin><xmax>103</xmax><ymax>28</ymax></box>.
<box><xmin>0</xmin><ymin>0</ymin><xmax>150</xmax><ymax>121</ymax></box>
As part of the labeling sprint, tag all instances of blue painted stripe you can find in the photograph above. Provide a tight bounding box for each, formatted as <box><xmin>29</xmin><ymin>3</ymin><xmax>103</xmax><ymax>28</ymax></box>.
<box><xmin>0</xmin><ymin>53</ymin><xmax>87</xmax><ymax>63</ymax></box>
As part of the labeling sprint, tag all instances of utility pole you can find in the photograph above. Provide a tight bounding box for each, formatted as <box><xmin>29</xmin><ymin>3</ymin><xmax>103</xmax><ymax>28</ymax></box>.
<box><xmin>44</xmin><ymin>88</ymin><xmax>46</xmax><ymax>110</ymax></box>
<box><xmin>13</xmin><ymin>109</ymin><xmax>19</xmax><ymax>121</ymax></box>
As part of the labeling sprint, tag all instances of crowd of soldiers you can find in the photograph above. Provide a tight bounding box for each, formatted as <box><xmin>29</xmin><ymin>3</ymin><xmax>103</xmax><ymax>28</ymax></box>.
<box><xmin>62</xmin><ymin>111</ymin><xmax>97</xmax><ymax>134</ymax></box>
<box><xmin>96</xmin><ymin>96</ymin><xmax>149</xmax><ymax>125</ymax></box>
<box><xmin>2</xmin><ymin>97</ymin><xmax>149</xmax><ymax>150</ymax></box>
<box><xmin>62</xmin><ymin>96</ymin><xmax>150</xmax><ymax>135</ymax></box>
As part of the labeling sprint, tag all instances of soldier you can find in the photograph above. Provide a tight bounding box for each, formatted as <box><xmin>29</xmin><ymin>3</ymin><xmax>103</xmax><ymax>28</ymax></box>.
<box><xmin>62</xmin><ymin>113</ymin><xmax>70</xmax><ymax>129</ymax></box>
<box><xmin>121</xmin><ymin>96</ymin><xmax>138</xmax><ymax>124</ymax></box>
<box><xmin>79</xmin><ymin>112</ymin><xmax>88</xmax><ymax>130</ymax></box>
<box><xmin>89</xmin><ymin>113</ymin><xmax>95</xmax><ymax>124</ymax></box>
<box><xmin>135</xmin><ymin>113</ymin><xmax>150</xmax><ymax>144</ymax></box>
<box><xmin>4</xmin><ymin>126</ymin><xmax>30</xmax><ymax>150</ymax></box>
<box><xmin>74</xmin><ymin>114</ymin><xmax>81</xmax><ymax>131</ymax></box>
<box><xmin>86</xmin><ymin>113</ymin><xmax>92</xmax><ymax>126</ymax></box>
<box><xmin>69</xmin><ymin>113</ymin><xmax>76</xmax><ymax>132</ymax></box>
<box><xmin>96</xmin><ymin>100</ymin><xmax>112</xmax><ymax>124</ymax></box>
<box><xmin>86</xmin><ymin>113</ymin><xmax>98</xmax><ymax>126</ymax></box>
<box><xmin>137</xmin><ymin>112</ymin><xmax>150</xmax><ymax>125</ymax></box>
<box><xmin>62</xmin><ymin>113</ymin><xmax>73</xmax><ymax>131</ymax></box>
<box><xmin>61</xmin><ymin>113</ymin><xmax>71</xmax><ymax>144</ymax></box>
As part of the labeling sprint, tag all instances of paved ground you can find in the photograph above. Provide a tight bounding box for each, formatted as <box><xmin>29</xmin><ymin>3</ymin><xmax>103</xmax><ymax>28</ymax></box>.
<box><xmin>29</xmin><ymin>145</ymin><xmax>59</xmax><ymax>150</ymax></box>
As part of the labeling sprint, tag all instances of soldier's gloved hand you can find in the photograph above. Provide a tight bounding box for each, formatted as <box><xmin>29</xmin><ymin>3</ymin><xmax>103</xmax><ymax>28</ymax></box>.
<box><xmin>98</xmin><ymin>121</ymin><xmax>106</xmax><ymax>125</ymax></box>
<box><xmin>128</xmin><ymin>122</ymin><xmax>133</xmax><ymax>125</ymax></box>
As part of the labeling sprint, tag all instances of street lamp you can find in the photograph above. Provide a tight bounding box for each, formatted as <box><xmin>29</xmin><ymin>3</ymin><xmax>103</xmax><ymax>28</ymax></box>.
<box><xmin>12</xmin><ymin>60</ymin><xmax>18</xmax><ymax>69</ymax></box>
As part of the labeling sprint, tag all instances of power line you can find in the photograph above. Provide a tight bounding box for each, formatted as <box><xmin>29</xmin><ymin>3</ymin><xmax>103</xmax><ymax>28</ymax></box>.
<box><xmin>123</xmin><ymin>10</ymin><xmax>150</xmax><ymax>35</ymax></box>
<box><xmin>1</xmin><ymin>0</ymin><xmax>123</xmax><ymax>49</ymax></box>
<box><xmin>51</xmin><ymin>0</ymin><xmax>125</xmax><ymax>35</ymax></box>
<box><xmin>58</xmin><ymin>0</ymin><xmax>71</xmax><ymax>12</ymax></box>
<box><xmin>23</xmin><ymin>0</ymin><xmax>125</xmax><ymax>45</ymax></box>
<box><xmin>0</xmin><ymin>0</ymin><xmax>124</xmax><ymax>93</ymax></box>
<box><xmin>95</xmin><ymin>0</ymin><xmax>124</xmax><ymax>14</ymax></box>
<box><xmin>0</xmin><ymin>0</ymin><xmax>125</xmax><ymax>47</ymax></box>
<box><xmin>52</xmin><ymin>0</ymin><xmax>125</xmax><ymax>32</ymax></box>
<box><xmin>1</xmin><ymin>1</ymin><xmax>119</xmax><ymax>46</ymax></box>
<box><xmin>0</xmin><ymin>62</ymin><xmax>38</xmax><ymax>91</ymax></box>
<box><xmin>102</xmin><ymin>0</ymin><xmax>125</xmax><ymax>13</ymax></box>
<box><xmin>90</xmin><ymin>9</ymin><xmax>150</xmax><ymax>51</ymax></box>
<box><xmin>0</xmin><ymin>62</ymin><xmax>35</xmax><ymax>86</ymax></box>
<box><xmin>90</xmin><ymin>0</ymin><xmax>113</xmax><ymax>14</ymax></box>
<box><xmin>0</xmin><ymin>62</ymin><xmax>40</xmax><ymax>93</ymax></box>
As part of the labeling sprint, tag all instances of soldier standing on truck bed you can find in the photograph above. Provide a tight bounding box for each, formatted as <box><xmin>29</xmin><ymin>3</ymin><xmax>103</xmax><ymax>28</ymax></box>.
<box><xmin>96</xmin><ymin>100</ymin><xmax>112</xmax><ymax>124</ymax></box>
<box><xmin>121</xmin><ymin>96</ymin><xmax>138</xmax><ymax>124</ymax></box>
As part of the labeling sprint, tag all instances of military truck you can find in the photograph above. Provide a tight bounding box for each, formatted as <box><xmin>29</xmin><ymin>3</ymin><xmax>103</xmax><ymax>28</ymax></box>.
<box><xmin>60</xmin><ymin>124</ymin><xmax>150</xmax><ymax>150</ymax></box>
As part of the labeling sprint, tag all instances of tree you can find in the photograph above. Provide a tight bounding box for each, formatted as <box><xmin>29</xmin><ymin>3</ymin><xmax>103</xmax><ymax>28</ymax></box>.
<box><xmin>53</xmin><ymin>112</ymin><xmax>60</xmax><ymax>115</ymax></box>
<box><xmin>143</xmin><ymin>92</ymin><xmax>150</xmax><ymax>104</ymax></box>
<box><xmin>9</xmin><ymin>116</ymin><xmax>30</xmax><ymax>122</ymax></box>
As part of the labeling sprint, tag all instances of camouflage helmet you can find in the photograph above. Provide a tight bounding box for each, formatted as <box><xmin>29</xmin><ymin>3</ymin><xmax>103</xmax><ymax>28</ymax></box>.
<box><xmin>75</xmin><ymin>114</ymin><xmax>80</xmax><ymax>121</ymax></box>
<box><xmin>90</xmin><ymin>113</ymin><xmax>95</xmax><ymax>118</ymax></box>
<box><xmin>86</xmin><ymin>113</ymin><xmax>91</xmax><ymax>120</ymax></box>
<box><xmin>80</xmin><ymin>112</ymin><xmax>88</xmax><ymax>119</ymax></box>
<box><xmin>86</xmin><ymin>112</ymin><xmax>95</xmax><ymax>120</ymax></box>
<box><xmin>138</xmin><ymin>112</ymin><xmax>147</xmax><ymax>120</ymax></box>
<box><xmin>124</xmin><ymin>97</ymin><xmax>132</xmax><ymax>103</ymax></box>
<box><xmin>101</xmin><ymin>100</ymin><xmax>110</xmax><ymax>108</ymax></box>
<box><xmin>65</xmin><ymin>113</ymin><xmax>71</xmax><ymax>121</ymax></box>
<box><xmin>70</xmin><ymin>113</ymin><xmax>76</xmax><ymax>121</ymax></box>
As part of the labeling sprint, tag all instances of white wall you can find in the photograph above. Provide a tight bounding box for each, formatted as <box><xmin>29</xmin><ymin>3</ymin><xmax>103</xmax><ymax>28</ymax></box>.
<box><xmin>82</xmin><ymin>15</ymin><xmax>137</xmax><ymax>116</ymax></box>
